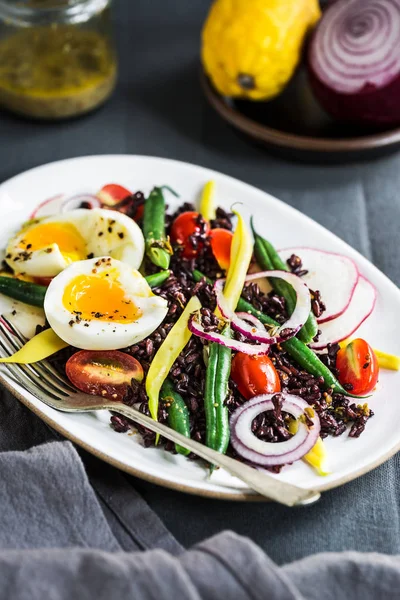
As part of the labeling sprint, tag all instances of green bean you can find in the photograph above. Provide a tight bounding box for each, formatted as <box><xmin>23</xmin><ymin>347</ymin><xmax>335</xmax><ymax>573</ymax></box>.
<box><xmin>160</xmin><ymin>378</ymin><xmax>191</xmax><ymax>456</ymax></box>
<box><xmin>0</xmin><ymin>277</ymin><xmax>46</xmax><ymax>307</ymax></box>
<box><xmin>143</xmin><ymin>186</ymin><xmax>173</xmax><ymax>269</ymax></box>
<box><xmin>204</xmin><ymin>326</ymin><xmax>232</xmax><ymax>458</ymax></box>
<box><xmin>251</xmin><ymin>221</ymin><xmax>318</xmax><ymax>344</ymax></box>
<box><xmin>144</xmin><ymin>270</ymin><xmax>171</xmax><ymax>288</ymax></box>
<box><xmin>214</xmin><ymin>328</ymin><xmax>232</xmax><ymax>455</ymax></box>
<box><xmin>192</xmin><ymin>269</ymin><xmax>349</xmax><ymax>395</ymax></box>
<box><xmin>204</xmin><ymin>341</ymin><xmax>219</xmax><ymax>449</ymax></box>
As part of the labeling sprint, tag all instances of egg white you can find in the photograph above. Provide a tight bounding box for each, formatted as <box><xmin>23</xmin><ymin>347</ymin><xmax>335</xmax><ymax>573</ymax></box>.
<box><xmin>5</xmin><ymin>208</ymin><xmax>145</xmax><ymax>277</ymax></box>
<box><xmin>44</xmin><ymin>257</ymin><xmax>168</xmax><ymax>350</ymax></box>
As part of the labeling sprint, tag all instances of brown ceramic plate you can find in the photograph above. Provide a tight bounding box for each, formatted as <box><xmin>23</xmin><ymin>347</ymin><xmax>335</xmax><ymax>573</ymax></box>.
<box><xmin>201</xmin><ymin>68</ymin><xmax>400</xmax><ymax>163</ymax></box>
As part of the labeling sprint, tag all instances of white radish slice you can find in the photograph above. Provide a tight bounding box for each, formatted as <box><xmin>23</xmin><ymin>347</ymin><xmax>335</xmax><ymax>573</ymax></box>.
<box><xmin>30</xmin><ymin>194</ymin><xmax>100</xmax><ymax>219</ymax></box>
<box><xmin>278</xmin><ymin>247</ymin><xmax>359</xmax><ymax>324</ymax></box>
<box><xmin>310</xmin><ymin>276</ymin><xmax>376</xmax><ymax>350</ymax></box>
<box><xmin>30</xmin><ymin>194</ymin><xmax>65</xmax><ymax>219</ymax></box>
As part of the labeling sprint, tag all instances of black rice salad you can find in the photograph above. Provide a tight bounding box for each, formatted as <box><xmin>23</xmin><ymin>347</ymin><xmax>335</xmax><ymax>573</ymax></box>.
<box><xmin>105</xmin><ymin>201</ymin><xmax>373</xmax><ymax>468</ymax></box>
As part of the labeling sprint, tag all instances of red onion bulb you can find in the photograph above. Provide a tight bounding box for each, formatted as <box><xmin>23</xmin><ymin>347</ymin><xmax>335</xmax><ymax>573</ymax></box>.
<box><xmin>308</xmin><ymin>0</ymin><xmax>400</xmax><ymax>126</ymax></box>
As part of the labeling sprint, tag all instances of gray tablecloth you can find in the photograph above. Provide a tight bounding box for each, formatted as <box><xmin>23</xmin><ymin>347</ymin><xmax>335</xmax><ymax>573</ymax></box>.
<box><xmin>0</xmin><ymin>0</ymin><xmax>400</xmax><ymax>592</ymax></box>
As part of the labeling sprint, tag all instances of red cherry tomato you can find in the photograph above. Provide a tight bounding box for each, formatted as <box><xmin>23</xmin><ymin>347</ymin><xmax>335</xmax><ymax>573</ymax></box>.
<box><xmin>231</xmin><ymin>352</ymin><xmax>281</xmax><ymax>400</ymax></box>
<box><xmin>98</xmin><ymin>184</ymin><xmax>132</xmax><ymax>206</ymax></box>
<box><xmin>98</xmin><ymin>184</ymin><xmax>144</xmax><ymax>221</ymax></box>
<box><xmin>66</xmin><ymin>350</ymin><xmax>143</xmax><ymax>402</ymax></box>
<box><xmin>336</xmin><ymin>338</ymin><xmax>379</xmax><ymax>395</ymax></box>
<box><xmin>33</xmin><ymin>276</ymin><xmax>53</xmax><ymax>287</ymax></box>
<box><xmin>209</xmin><ymin>228</ymin><xmax>233</xmax><ymax>270</ymax></box>
<box><xmin>170</xmin><ymin>211</ymin><xmax>210</xmax><ymax>258</ymax></box>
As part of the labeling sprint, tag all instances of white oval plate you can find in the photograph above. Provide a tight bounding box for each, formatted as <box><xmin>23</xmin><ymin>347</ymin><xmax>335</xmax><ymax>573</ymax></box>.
<box><xmin>0</xmin><ymin>155</ymin><xmax>399</xmax><ymax>501</ymax></box>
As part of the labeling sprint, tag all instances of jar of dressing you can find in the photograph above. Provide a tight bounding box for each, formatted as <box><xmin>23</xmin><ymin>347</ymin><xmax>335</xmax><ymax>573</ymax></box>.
<box><xmin>0</xmin><ymin>0</ymin><xmax>117</xmax><ymax>119</ymax></box>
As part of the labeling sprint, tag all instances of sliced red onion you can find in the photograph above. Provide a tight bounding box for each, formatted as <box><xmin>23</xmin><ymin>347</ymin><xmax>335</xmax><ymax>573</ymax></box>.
<box><xmin>188</xmin><ymin>313</ymin><xmax>270</xmax><ymax>355</ymax></box>
<box><xmin>235</xmin><ymin>312</ymin><xmax>265</xmax><ymax>330</ymax></box>
<box><xmin>216</xmin><ymin>270</ymin><xmax>310</xmax><ymax>344</ymax></box>
<box><xmin>61</xmin><ymin>194</ymin><xmax>101</xmax><ymax>212</ymax></box>
<box><xmin>308</xmin><ymin>0</ymin><xmax>400</xmax><ymax>126</ymax></box>
<box><xmin>230</xmin><ymin>394</ymin><xmax>321</xmax><ymax>467</ymax></box>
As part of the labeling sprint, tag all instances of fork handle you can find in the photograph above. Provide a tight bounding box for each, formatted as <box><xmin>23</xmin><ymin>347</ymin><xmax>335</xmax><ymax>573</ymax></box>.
<box><xmin>105</xmin><ymin>403</ymin><xmax>320</xmax><ymax>507</ymax></box>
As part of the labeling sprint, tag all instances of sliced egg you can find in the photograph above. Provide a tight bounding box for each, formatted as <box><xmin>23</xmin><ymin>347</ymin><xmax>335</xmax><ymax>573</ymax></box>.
<box><xmin>44</xmin><ymin>257</ymin><xmax>168</xmax><ymax>350</ymax></box>
<box><xmin>5</xmin><ymin>208</ymin><xmax>145</xmax><ymax>277</ymax></box>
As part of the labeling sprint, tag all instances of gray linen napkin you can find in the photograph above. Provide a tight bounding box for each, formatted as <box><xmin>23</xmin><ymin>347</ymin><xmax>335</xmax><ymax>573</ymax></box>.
<box><xmin>0</xmin><ymin>386</ymin><xmax>182</xmax><ymax>554</ymax></box>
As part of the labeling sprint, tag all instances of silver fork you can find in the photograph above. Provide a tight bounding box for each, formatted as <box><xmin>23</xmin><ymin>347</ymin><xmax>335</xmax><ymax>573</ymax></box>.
<box><xmin>0</xmin><ymin>316</ymin><xmax>321</xmax><ymax>507</ymax></box>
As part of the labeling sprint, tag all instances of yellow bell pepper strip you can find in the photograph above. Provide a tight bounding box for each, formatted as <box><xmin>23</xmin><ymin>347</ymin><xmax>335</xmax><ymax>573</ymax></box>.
<box><xmin>339</xmin><ymin>339</ymin><xmax>400</xmax><ymax>371</ymax></box>
<box><xmin>199</xmin><ymin>181</ymin><xmax>216</xmax><ymax>221</ymax></box>
<box><xmin>146</xmin><ymin>295</ymin><xmax>202</xmax><ymax>428</ymax></box>
<box><xmin>373</xmin><ymin>349</ymin><xmax>400</xmax><ymax>371</ymax></box>
<box><xmin>0</xmin><ymin>328</ymin><xmax>68</xmax><ymax>364</ymax></box>
<box><xmin>222</xmin><ymin>207</ymin><xmax>253</xmax><ymax>312</ymax></box>
<box><xmin>288</xmin><ymin>419</ymin><xmax>330</xmax><ymax>476</ymax></box>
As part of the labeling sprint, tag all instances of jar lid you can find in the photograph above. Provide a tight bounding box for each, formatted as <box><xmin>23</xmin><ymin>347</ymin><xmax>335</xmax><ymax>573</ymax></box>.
<box><xmin>0</xmin><ymin>0</ymin><xmax>110</xmax><ymax>26</ymax></box>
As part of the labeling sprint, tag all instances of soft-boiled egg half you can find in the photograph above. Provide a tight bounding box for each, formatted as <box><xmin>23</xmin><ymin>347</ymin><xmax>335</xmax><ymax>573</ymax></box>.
<box><xmin>44</xmin><ymin>257</ymin><xmax>168</xmax><ymax>350</ymax></box>
<box><xmin>5</xmin><ymin>208</ymin><xmax>145</xmax><ymax>278</ymax></box>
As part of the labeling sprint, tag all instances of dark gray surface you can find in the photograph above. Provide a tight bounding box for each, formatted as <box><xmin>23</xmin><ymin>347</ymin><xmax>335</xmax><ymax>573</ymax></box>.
<box><xmin>0</xmin><ymin>0</ymin><xmax>399</xmax><ymax>564</ymax></box>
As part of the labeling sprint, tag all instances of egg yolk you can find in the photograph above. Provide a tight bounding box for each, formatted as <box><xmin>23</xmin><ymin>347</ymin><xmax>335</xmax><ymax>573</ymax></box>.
<box><xmin>62</xmin><ymin>274</ymin><xmax>142</xmax><ymax>323</ymax></box>
<box><xmin>20</xmin><ymin>222</ymin><xmax>86</xmax><ymax>264</ymax></box>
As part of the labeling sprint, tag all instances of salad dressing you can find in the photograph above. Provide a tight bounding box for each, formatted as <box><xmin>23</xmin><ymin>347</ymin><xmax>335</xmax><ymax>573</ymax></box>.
<box><xmin>0</xmin><ymin>25</ymin><xmax>116</xmax><ymax>119</ymax></box>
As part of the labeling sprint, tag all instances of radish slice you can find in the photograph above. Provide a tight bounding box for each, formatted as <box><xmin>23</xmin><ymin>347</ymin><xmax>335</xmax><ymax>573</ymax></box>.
<box><xmin>215</xmin><ymin>270</ymin><xmax>311</xmax><ymax>344</ymax></box>
<box><xmin>30</xmin><ymin>194</ymin><xmax>100</xmax><ymax>219</ymax></box>
<box><xmin>311</xmin><ymin>276</ymin><xmax>376</xmax><ymax>350</ymax></box>
<box><xmin>278</xmin><ymin>248</ymin><xmax>359</xmax><ymax>324</ymax></box>
<box><xmin>230</xmin><ymin>394</ymin><xmax>321</xmax><ymax>467</ymax></box>
<box><xmin>30</xmin><ymin>194</ymin><xmax>65</xmax><ymax>219</ymax></box>
<box><xmin>61</xmin><ymin>194</ymin><xmax>100</xmax><ymax>212</ymax></box>
<box><xmin>188</xmin><ymin>312</ymin><xmax>271</xmax><ymax>355</ymax></box>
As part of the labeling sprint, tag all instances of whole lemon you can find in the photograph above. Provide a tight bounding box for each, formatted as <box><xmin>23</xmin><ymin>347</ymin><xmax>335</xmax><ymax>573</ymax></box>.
<box><xmin>202</xmin><ymin>0</ymin><xmax>321</xmax><ymax>100</ymax></box>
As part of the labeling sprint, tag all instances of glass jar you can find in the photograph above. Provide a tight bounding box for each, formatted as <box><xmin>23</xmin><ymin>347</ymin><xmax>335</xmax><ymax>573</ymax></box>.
<box><xmin>0</xmin><ymin>0</ymin><xmax>117</xmax><ymax>120</ymax></box>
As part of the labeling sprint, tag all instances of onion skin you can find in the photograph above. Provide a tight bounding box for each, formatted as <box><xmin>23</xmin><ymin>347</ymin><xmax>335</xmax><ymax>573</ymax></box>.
<box><xmin>308</xmin><ymin>0</ymin><xmax>400</xmax><ymax>127</ymax></box>
<box><xmin>309</xmin><ymin>66</ymin><xmax>400</xmax><ymax>127</ymax></box>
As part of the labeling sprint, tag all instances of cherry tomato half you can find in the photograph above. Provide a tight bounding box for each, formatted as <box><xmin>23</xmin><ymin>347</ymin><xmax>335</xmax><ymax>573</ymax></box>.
<box><xmin>170</xmin><ymin>211</ymin><xmax>210</xmax><ymax>258</ymax></box>
<box><xmin>209</xmin><ymin>228</ymin><xmax>233</xmax><ymax>271</ymax></box>
<box><xmin>33</xmin><ymin>276</ymin><xmax>53</xmax><ymax>287</ymax></box>
<box><xmin>98</xmin><ymin>183</ymin><xmax>144</xmax><ymax>221</ymax></box>
<box><xmin>336</xmin><ymin>338</ymin><xmax>379</xmax><ymax>395</ymax></box>
<box><xmin>66</xmin><ymin>350</ymin><xmax>143</xmax><ymax>402</ymax></box>
<box><xmin>231</xmin><ymin>352</ymin><xmax>281</xmax><ymax>400</ymax></box>
<box><xmin>98</xmin><ymin>184</ymin><xmax>132</xmax><ymax>206</ymax></box>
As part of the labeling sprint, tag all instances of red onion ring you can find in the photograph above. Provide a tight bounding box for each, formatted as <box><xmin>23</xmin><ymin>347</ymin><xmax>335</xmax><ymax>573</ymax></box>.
<box><xmin>230</xmin><ymin>394</ymin><xmax>321</xmax><ymax>467</ymax></box>
<box><xmin>215</xmin><ymin>270</ymin><xmax>310</xmax><ymax>344</ymax></box>
<box><xmin>235</xmin><ymin>312</ymin><xmax>265</xmax><ymax>330</ymax></box>
<box><xmin>310</xmin><ymin>0</ymin><xmax>400</xmax><ymax>93</ymax></box>
<box><xmin>308</xmin><ymin>0</ymin><xmax>400</xmax><ymax>125</ymax></box>
<box><xmin>188</xmin><ymin>312</ymin><xmax>270</xmax><ymax>355</ymax></box>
